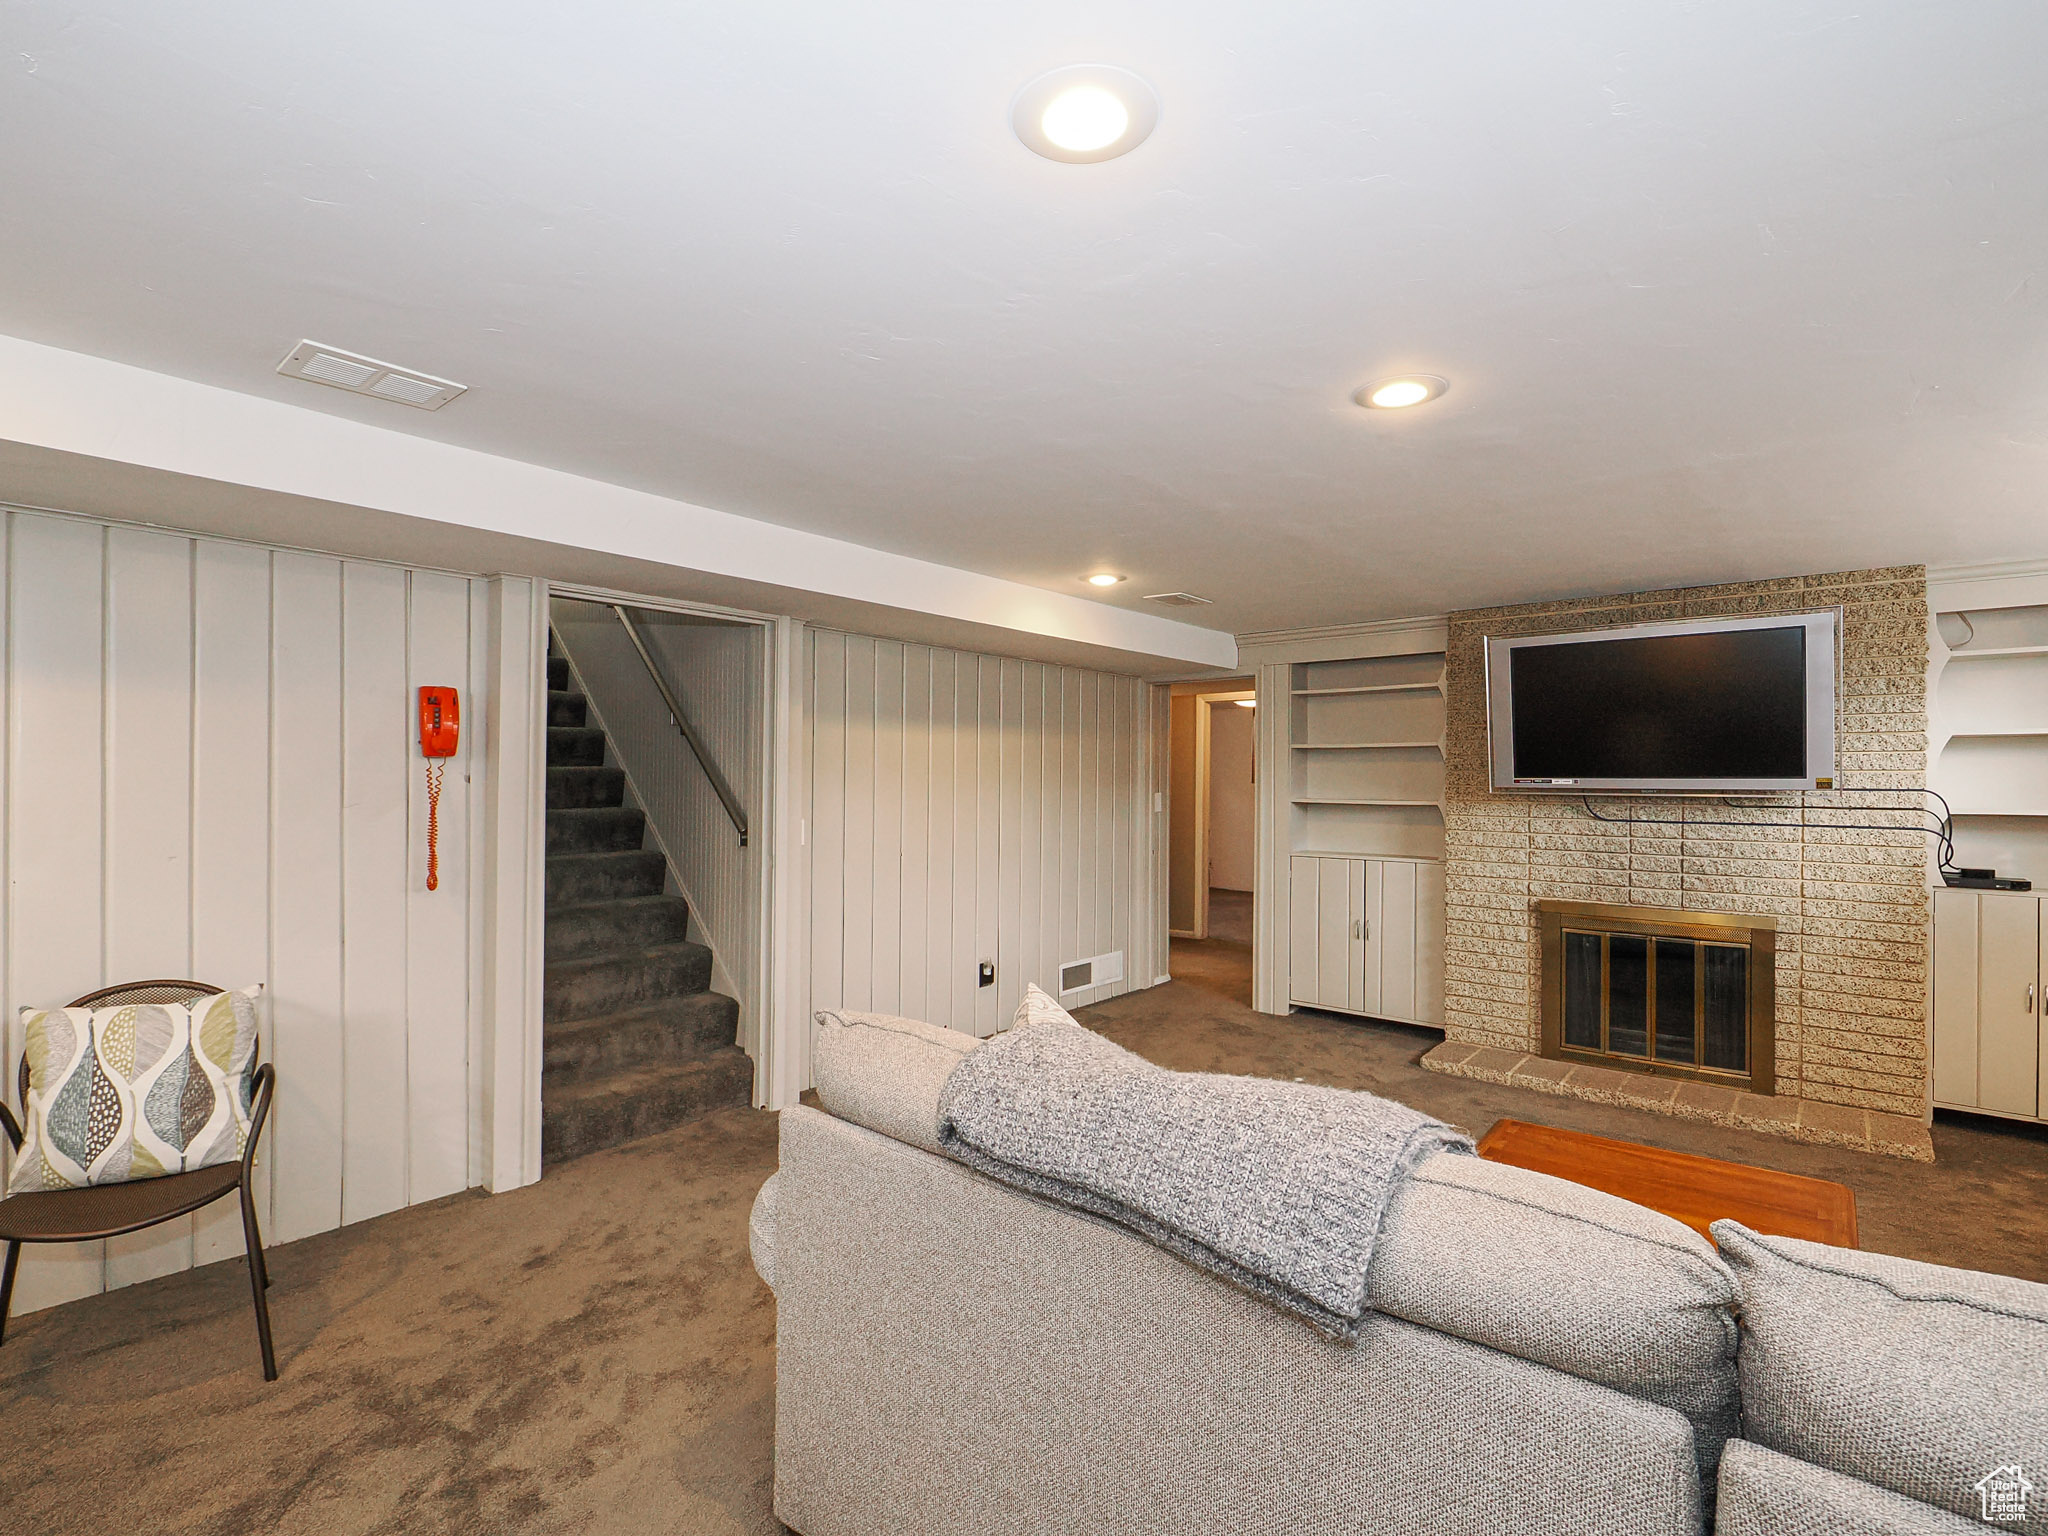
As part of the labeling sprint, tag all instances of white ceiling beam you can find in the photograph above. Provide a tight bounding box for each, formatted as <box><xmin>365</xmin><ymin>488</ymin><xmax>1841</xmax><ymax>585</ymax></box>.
<box><xmin>0</xmin><ymin>333</ymin><xmax>1237</xmax><ymax>672</ymax></box>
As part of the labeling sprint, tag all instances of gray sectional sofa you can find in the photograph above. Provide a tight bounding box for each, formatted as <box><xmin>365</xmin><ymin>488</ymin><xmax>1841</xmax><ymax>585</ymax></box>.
<box><xmin>749</xmin><ymin>1010</ymin><xmax>2048</xmax><ymax>1536</ymax></box>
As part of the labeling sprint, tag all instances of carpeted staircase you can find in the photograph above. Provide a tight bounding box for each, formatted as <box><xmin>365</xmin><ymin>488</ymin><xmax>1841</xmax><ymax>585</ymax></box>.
<box><xmin>543</xmin><ymin>651</ymin><xmax>752</xmax><ymax>1163</ymax></box>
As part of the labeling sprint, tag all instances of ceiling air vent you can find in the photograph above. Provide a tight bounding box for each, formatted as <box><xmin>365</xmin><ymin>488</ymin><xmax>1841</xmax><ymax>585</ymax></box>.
<box><xmin>277</xmin><ymin>341</ymin><xmax>467</xmax><ymax>411</ymax></box>
<box><xmin>1143</xmin><ymin>591</ymin><xmax>1214</xmax><ymax>607</ymax></box>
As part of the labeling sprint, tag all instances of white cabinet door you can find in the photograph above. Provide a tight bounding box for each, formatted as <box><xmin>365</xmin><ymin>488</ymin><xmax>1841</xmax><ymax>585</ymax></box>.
<box><xmin>1318</xmin><ymin>857</ymin><xmax>1355</xmax><ymax>1009</ymax></box>
<box><xmin>1354</xmin><ymin>858</ymin><xmax>1377</xmax><ymax>1015</ymax></box>
<box><xmin>1290</xmin><ymin>853</ymin><xmax>1446</xmax><ymax>1027</ymax></box>
<box><xmin>1979</xmin><ymin>894</ymin><xmax>2042</xmax><ymax>1119</ymax></box>
<box><xmin>1932</xmin><ymin>888</ymin><xmax>1981</xmax><ymax>1108</ymax></box>
<box><xmin>1376</xmin><ymin>858</ymin><xmax>1418</xmax><ymax>1021</ymax></box>
<box><xmin>1289</xmin><ymin>855</ymin><xmax>1321</xmax><ymax>1006</ymax></box>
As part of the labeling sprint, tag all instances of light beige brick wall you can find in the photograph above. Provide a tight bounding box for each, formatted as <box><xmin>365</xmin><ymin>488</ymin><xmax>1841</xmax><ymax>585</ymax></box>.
<box><xmin>1441</xmin><ymin>567</ymin><xmax>1931</xmax><ymax>1116</ymax></box>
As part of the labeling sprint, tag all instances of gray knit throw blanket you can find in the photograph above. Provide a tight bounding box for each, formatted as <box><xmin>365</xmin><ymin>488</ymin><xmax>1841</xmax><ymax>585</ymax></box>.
<box><xmin>936</xmin><ymin>1016</ymin><xmax>1473</xmax><ymax>1340</ymax></box>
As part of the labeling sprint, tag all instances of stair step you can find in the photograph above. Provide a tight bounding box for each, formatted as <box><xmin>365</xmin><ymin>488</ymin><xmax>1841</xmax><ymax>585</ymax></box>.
<box><xmin>547</xmin><ymin>850</ymin><xmax>668</xmax><ymax>908</ymax></box>
<box><xmin>547</xmin><ymin>806</ymin><xmax>645</xmax><ymax>855</ymax></box>
<box><xmin>548</xmin><ymin>765</ymin><xmax>626</xmax><ymax>810</ymax></box>
<box><xmin>547</xmin><ymin>656</ymin><xmax>570</xmax><ymax>691</ymax></box>
<box><xmin>542</xmin><ymin>1049</ymin><xmax>753</xmax><ymax>1163</ymax></box>
<box><xmin>546</xmin><ymin>894</ymin><xmax>692</xmax><ymax>962</ymax></box>
<box><xmin>543</xmin><ymin>993</ymin><xmax>741</xmax><ymax>1081</ymax></box>
<box><xmin>547</xmin><ymin>726</ymin><xmax>607</xmax><ymax>767</ymax></box>
<box><xmin>547</xmin><ymin>689</ymin><xmax>587</xmax><ymax>728</ymax></box>
<box><xmin>544</xmin><ymin>940</ymin><xmax>713</xmax><ymax>1023</ymax></box>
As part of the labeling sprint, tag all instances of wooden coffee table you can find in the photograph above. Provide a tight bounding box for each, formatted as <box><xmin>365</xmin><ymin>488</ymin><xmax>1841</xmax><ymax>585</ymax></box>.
<box><xmin>1476</xmin><ymin>1118</ymin><xmax>1859</xmax><ymax>1249</ymax></box>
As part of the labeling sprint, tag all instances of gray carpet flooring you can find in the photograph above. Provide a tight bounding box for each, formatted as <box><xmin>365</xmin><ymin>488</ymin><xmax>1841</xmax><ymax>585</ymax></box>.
<box><xmin>6</xmin><ymin>917</ymin><xmax>2045</xmax><ymax>1533</ymax></box>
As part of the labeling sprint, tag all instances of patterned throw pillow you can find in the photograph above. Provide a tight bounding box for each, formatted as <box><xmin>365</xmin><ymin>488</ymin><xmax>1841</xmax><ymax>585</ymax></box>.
<box><xmin>1012</xmin><ymin>981</ymin><xmax>1081</xmax><ymax>1031</ymax></box>
<box><xmin>8</xmin><ymin>986</ymin><xmax>261</xmax><ymax>1194</ymax></box>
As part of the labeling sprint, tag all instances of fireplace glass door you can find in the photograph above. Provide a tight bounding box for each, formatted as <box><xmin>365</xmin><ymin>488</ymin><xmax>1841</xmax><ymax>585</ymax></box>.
<box><xmin>1560</xmin><ymin>929</ymin><xmax>1749</xmax><ymax>1076</ymax></box>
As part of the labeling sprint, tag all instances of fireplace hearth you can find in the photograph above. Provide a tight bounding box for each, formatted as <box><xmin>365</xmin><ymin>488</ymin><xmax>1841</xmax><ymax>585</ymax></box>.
<box><xmin>1536</xmin><ymin>901</ymin><xmax>1775</xmax><ymax>1094</ymax></box>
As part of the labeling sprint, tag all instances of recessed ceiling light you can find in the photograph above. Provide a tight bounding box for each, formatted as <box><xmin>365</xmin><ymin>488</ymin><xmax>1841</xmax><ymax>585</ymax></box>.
<box><xmin>1234</xmin><ymin>699</ymin><xmax>1257</xmax><ymax>708</ymax></box>
<box><xmin>1086</xmin><ymin>572</ymin><xmax>1126</xmax><ymax>587</ymax></box>
<box><xmin>1014</xmin><ymin>66</ymin><xmax>1159</xmax><ymax>164</ymax></box>
<box><xmin>1356</xmin><ymin>375</ymin><xmax>1448</xmax><ymax>410</ymax></box>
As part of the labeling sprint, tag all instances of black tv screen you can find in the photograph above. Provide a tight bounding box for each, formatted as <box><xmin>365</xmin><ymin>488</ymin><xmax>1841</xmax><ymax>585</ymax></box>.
<box><xmin>1487</xmin><ymin>615</ymin><xmax>1838</xmax><ymax>792</ymax></box>
<box><xmin>1510</xmin><ymin>628</ymin><xmax>1806</xmax><ymax>780</ymax></box>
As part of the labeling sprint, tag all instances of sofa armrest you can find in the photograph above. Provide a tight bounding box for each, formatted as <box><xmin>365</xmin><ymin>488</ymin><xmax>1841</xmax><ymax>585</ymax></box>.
<box><xmin>749</xmin><ymin>1171</ymin><xmax>780</xmax><ymax>1294</ymax></box>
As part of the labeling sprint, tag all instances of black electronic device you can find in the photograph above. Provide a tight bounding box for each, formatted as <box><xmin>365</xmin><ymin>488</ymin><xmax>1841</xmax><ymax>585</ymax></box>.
<box><xmin>1943</xmin><ymin>868</ymin><xmax>2034</xmax><ymax>892</ymax></box>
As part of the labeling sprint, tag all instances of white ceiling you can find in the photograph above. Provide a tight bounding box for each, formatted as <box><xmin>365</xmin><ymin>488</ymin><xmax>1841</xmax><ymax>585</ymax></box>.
<box><xmin>4</xmin><ymin>1</ymin><xmax>2046</xmax><ymax>636</ymax></box>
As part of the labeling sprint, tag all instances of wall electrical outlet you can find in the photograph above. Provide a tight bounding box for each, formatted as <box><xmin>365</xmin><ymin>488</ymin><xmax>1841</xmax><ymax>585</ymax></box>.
<box><xmin>978</xmin><ymin>960</ymin><xmax>996</xmax><ymax>988</ymax></box>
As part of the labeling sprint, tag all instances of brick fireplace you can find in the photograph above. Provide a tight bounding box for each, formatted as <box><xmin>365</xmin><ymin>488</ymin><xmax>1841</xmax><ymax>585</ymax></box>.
<box><xmin>1419</xmin><ymin>566</ymin><xmax>1936</xmax><ymax>1159</ymax></box>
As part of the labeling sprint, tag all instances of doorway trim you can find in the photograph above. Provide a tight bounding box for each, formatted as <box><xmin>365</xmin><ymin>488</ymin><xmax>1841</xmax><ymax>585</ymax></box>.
<box><xmin>540</xmin><ymin>581</ymin><xmax>803</xmax><ymax>1110</ymax></box>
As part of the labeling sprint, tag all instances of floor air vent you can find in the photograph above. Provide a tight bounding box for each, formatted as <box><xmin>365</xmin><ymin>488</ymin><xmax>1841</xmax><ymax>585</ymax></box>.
<box><xmin>1059</xmin><ymin>950</ymin><xmax>1125</xmax><ymax>995</ymax></box>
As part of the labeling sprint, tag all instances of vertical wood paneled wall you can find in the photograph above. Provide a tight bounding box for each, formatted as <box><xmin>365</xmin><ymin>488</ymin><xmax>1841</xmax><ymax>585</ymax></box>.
<box><xmin>551</xmin><ymin>601</ymin><xmax>764</xmax><ymax>1047</ymax></box>
<box><xmin>0</xmin><ymin>508</ymin><xmax>514</xmax><ymax>1314</ymax></box>
<box><xmin>807</xmin><ymin>630</ymin><xmax>1165</xmax><ymax>1049</ymax></box>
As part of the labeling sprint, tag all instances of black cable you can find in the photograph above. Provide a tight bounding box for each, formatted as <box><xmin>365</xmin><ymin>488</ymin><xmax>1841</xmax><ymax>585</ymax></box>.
<box><xmin>1579</xmin><ymin>789</ymin><xmax>1959</xmax><ymax>871</ymax></box>
<box><xmin>1714</xmin><ymin>784</ymin><xmax>1961</xmax><ymax>872</ymax></box>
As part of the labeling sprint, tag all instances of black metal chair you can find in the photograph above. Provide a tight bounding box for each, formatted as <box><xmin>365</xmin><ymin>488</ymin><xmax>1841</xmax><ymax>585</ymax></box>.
<box><xmin>0</xmin><ymin>980</ymin><xmax>277</xmax><ymax>1379</ymax></box>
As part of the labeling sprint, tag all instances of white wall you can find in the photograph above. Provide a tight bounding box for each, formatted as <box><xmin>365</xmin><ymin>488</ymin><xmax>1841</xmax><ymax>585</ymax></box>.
<box><xmin>806</xmin><ymin>631</ymin><xmax>1165</xmax><ymax>1056</ymax></box>
<box><xmin>1208</xmin><ymin>702</ymin><xmax>1256</xmax><ymax>891</ymax></box>
<box><xmin>0</xmin><ymin>506</ymin><xmax>540</xmax><ymax>1315</ymax></box>
<box><xmin>550</xmin><ymin>600</ymin><xmax>764</xmax><ymax>1047</ymax></box>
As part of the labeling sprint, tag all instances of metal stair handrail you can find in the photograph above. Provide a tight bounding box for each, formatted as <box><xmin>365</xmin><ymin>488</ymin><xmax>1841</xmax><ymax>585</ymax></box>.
<box><xmin>609</xmin><ymin>604</ymin><xmax>749</xmax><ymax>847</ymax></box>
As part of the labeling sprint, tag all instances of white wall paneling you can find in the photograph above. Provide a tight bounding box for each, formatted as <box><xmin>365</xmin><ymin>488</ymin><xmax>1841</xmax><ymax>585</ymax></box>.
<box><xmin>807</xmin><ymin>630</ymin><xmax>1162</xmax><ymax>1048</ymax></box>
<box><xmin>0</xmin><ymin>506</ymin><xmax>543</xmax><ymax>1314</ymax></box>
<box><xmin>406</xmin><ymin>570</ymin><xmax>477</xmax><ymax>1206</ymax></box>
<box><xmin>1148</xmin><ymin>684</ymin><xmax>1171</xmax><ymax>985</ymax></box>
<box><xmin>5</xmin><ymin>512</ymin><xmax>112</xmax><ymax>1308</ymax></box>
<box><xmin>760</xmin><ymin>616</ymin><xmax>810</xmax><ymax>1109</ymax></box>
<box><xmin>481</xmin><ymin>576</ymin><xmax>546</xmax><ymax>1187</ymax></box>
<box><xmin>103</xmin><ymin>527</ymin><xmax>199</xmax><ymax>1289</ymax></box>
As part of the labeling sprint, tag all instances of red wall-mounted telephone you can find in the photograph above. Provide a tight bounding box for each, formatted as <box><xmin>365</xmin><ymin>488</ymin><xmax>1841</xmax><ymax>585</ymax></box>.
<box><xmin>419</xmin><ymin>687</ymin><xmax>460</xmax><ymax>890</ymax></box>
<box><xmin>419</xmin><ymin>686</ymin><xmax>460</xmax><ymax>759</ymax></box>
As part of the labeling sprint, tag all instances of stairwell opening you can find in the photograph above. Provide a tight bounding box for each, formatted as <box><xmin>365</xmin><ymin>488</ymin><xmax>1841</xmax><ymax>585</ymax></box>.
<box><xmin>542</xmin><ymin>597</ymin><xmax>769</xmax><ymax>1164</ymax></box>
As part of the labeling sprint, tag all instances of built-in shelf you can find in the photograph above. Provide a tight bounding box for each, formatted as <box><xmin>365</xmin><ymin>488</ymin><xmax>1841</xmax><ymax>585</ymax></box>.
<box><xmin>1270</xmin><ymin>638</ymin><xmax>1452</xmax><ymax>1020</ymax></box>
<box><xmin>1292</xmin><ymin>796</ymin><xmax>1442</xmax><ymax>808</ymax></box>
<box><xmin>1291</xmin><ymin>682</ymin><xmax>1444</xmax><ymax>697</ymax></box>
<box><xmin>1931</xmin><ymin>594</ymin><xmax>2048</xmax><ymax>884</ymax></box>
<box><xmin>1294</xmin><ymin>740</ymin><xmax>1443</xmax><ymax>751</ymax></box>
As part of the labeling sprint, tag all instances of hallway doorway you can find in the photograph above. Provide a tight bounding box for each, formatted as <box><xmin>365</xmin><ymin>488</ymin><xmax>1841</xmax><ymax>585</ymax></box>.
<box><xmin>1168</xmin><ymin>680</ymin><xmax>1256</xmax><ymax>1003</ymax></box>
<box><xmin>1170</xmin><ymin>889</ymin><xmax>1253</xmax><ymax>1006</ymax></box>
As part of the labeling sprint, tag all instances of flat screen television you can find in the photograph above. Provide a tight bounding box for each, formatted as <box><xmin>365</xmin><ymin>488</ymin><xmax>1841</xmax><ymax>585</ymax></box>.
<box><xmin>1485</xmin><ymin>611</ymin><xmax>1838</xmax><ymax>793</ymax></box>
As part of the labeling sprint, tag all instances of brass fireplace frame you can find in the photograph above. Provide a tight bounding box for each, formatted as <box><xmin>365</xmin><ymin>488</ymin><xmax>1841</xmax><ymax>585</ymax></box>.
<box><xmin>1536</xmin><ymin>900</ymin><xmax>1776</xmax><ymax>1095</ymax></box>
